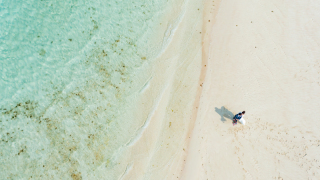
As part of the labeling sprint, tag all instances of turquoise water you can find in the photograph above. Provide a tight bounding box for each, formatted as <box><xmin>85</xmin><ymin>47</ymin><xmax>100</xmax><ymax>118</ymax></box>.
<box><xmin>0</xmin><ymin>0</ymin><xmax>170</xmax><ymax>179</ymax></box>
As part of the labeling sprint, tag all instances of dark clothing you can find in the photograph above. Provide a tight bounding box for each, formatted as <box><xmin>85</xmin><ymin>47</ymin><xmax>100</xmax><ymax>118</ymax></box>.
<box><xmin>233</xmin><ymin>113</ymin><xmax>242</xmax><ymax>120</ymax></box>
<box><xmin>233</xmin><ymin>113</ymin><xmax>242</xmax><ymax>125</ymax></box>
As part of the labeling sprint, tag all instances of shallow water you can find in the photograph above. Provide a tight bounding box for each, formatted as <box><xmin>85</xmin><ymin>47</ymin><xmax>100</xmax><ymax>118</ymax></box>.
<box><xmin>0</xmin><ymin>0</ymin><xmax>172</xmax><ymax>179</ymax></box>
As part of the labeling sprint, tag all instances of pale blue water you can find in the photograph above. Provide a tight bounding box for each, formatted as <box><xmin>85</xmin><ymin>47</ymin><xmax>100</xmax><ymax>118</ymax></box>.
<box><xmin>0</xmin><ymin>0</ymin><xmax>170</xmax><ymax>179</ymax></box>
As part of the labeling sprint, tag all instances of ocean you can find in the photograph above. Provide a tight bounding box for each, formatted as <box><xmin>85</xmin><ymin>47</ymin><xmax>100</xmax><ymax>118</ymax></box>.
<box><xmin>0</xmin><ymin>0</ymin><xmax>178</xmax><ymax>178</ymax></box>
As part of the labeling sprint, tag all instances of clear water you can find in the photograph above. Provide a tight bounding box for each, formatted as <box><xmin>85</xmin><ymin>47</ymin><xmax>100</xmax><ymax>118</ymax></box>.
<box><xmin>0</xmin><ymin>0</ymin><xmax>171</xmax><ymax>179</ymax></box>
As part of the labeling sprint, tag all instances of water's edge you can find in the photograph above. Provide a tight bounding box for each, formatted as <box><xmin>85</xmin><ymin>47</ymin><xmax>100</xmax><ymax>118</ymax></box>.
<box><xmin>0</xmin><ymin>0</ymin><xmax>181</xmax><ymax>179</ymax></box>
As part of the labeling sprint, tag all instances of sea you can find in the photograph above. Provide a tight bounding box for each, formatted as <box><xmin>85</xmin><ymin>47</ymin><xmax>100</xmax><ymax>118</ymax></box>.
<box><xmin>0</xmin><ymin>0</ymin><xmax>180</xmax><ymax>179</ymax></box>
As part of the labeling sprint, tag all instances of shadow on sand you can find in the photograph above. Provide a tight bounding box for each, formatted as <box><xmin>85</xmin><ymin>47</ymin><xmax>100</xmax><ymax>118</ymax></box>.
<box><xmin>215</xmin><ymin>106</ymin><xmax>235</xmax><ymax>123</ymax></box>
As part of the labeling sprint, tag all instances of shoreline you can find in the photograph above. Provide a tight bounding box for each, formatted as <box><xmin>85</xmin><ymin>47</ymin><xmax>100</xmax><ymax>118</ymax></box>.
<box><xmin>2</xmin><ymin>0</ymin><xmax>320</xmax><ymax>179</ymax></box>
<box><xmin>180</xmin><ymin>0</ymin><xmax>222</xmax><ymax>178</ymax></box>
<box><xmin>119</xmin><ymin>0</ymin><xmax>206</xmax><ymax>179</ymax></box>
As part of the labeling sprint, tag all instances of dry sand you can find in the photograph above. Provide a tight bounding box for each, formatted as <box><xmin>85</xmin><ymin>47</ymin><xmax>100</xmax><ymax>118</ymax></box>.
<box><xmin>182</xmin><ymin>0</ymin><xmax>320</xmax><ymax>179</ymax></box>
<box><xmin>121</xmin><ymin>0</ymin><xmax>320</xmax><ymax>179</ymax></box>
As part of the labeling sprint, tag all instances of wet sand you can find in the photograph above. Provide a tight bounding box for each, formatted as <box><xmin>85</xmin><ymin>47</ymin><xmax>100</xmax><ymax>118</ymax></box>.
<box><xmin>118</xmin><ymin>0</ymin><xmax>320</xmax><ymax>179</ymax></box>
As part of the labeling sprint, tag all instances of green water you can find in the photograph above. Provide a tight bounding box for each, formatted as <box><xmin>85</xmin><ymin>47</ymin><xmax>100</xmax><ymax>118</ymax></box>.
<box><xmin>0</xmin><ymin>0</ymin><xmax>174</xmax><ymax>179</ymax></box>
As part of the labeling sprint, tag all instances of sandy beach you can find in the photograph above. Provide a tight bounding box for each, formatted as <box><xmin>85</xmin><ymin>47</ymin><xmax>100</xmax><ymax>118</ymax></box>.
<box><xmin>1</xmin><ymin>0</ymin><xmax>320</xmax><ymax>179</ymax></box>
<box><xmin>122</xmin><ymin>0</ymin><xmax>320</xmax><ymax>179</ymax></box>
<box><xmin>181</xmin><ymin>0</ymin><xmax>320</xmax><ymax>179</ymax></box>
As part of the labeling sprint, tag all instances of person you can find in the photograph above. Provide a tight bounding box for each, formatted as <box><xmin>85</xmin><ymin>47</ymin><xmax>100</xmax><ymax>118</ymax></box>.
<box><xmin>233</xmin><ymin>111</ymin><xmax>245</xmax><ymax>126</ymax></box>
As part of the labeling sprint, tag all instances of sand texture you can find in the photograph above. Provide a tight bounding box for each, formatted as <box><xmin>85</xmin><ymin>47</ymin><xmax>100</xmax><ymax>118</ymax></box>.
<box><xmin>3</xmin><ymin>0</ymin><xmax>320</xmax><ymax>179</ymax></box>
<box><xmin>124</xmin><ymin>0</ymin><xmax>320</xmax><ymax>179</ymax></box>
<box><xmin>181</xmin><ymin>0</ymin><xmax>320</xmax><ymax>179</ymax></box>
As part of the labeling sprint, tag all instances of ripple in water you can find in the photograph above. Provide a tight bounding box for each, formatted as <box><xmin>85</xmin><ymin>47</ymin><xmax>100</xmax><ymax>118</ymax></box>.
<box><xmin>0</xmin><ymin>0</ymin><xmax>168</xmax><ymax>179</ymax></box>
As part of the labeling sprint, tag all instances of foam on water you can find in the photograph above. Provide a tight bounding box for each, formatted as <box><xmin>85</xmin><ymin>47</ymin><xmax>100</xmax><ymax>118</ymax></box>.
<box><xmin>0</xmin><ymin>0</ymin><xmax>174</xmax><ymax>179</ymax></box>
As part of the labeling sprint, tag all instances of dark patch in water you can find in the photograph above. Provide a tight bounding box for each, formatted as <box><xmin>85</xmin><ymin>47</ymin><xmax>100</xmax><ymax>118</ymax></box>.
<box><xmin>1</xmin><ymin>101</ymin><xmax>37</xmax><ymax>121</ymax></box>
<box><xmin>39</xmin><ymin>49</ymin><xmax>46</xmax><ymax>56</ymax></box>
<box><xmin>71</xmin><ymin>172</ymin><xmax>82</xmax><ymax>180</ymax></box>
<box><xmin>0</xmin><ymin>0</ymin><xmax>158</xmax><ymax>178</ymax></box>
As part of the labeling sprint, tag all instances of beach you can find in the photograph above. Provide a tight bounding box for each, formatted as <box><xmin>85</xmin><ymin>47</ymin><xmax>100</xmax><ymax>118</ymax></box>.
<box><xmin>1</xmin><ymin>0</ymin><xmax>320</xmax><ymax>179</ymax></box>
<box><xmin>181</xmin><ymin>0</ymin><xmax>320</xmax><ymax>179</ymax></box>
<box><xmin>116</xmin><ymin>0</ymin><xmax>320</xmax><ymax>179</ymax></box>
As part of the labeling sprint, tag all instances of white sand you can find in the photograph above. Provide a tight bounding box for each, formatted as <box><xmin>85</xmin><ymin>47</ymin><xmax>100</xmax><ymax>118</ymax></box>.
<box><xmin>121</xmin><ymin>0</ymin><xmax>320</xmax><ymax>179</ymax></box>
<box><xmin>182</xmin><ymin>0</ymin><xmax>320</xmax><ymax>179</ymax></box>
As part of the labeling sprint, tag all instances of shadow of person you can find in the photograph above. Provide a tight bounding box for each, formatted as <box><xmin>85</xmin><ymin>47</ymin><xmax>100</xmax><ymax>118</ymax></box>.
<box><xmin>215</xmin><ymin>106</ymin><xmax>235</xmax><ymax>123</ymax></box>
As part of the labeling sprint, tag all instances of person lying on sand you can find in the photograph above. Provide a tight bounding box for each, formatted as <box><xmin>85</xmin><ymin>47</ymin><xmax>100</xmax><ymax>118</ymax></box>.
<box><xmin>233</xmin><ymin>111</ymin><xmax>245</xmax><ymax>126</ymax></box>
